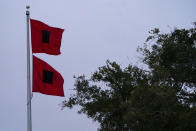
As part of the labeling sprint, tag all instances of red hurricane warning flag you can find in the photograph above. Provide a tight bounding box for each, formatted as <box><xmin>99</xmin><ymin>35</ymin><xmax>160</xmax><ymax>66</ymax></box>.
<box><xmin>30</xmin><ymin>19</ymin><xmax>64</xmax><ymax>55</ymax></box>
<box><xmin>33</xmin><ymin>55</ymin><xmax>64</xmax><ymax>97</ymax></box>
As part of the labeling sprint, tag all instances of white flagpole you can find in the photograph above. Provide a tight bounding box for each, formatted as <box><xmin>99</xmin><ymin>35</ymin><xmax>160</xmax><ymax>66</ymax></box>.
<box><xmin>26</xmin><ymin>5</ymin><xmax>32</xmax><ymax>131</ymax></box>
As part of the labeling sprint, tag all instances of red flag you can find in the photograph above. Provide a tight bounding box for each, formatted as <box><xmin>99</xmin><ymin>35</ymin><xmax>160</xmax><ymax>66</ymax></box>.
<box><xmin>33</xmin><ymin>55</ymin><xmax>64</xmax><ymax>97</ymax></box>
<box><xmin>30</xmin><ymin>19</ymin><xmax>64</xmax><ymax>55</ymax></box>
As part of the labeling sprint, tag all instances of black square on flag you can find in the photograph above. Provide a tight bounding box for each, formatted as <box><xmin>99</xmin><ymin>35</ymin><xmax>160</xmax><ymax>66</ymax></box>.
<box><xmin>42</xmin><ymin>30</ymin><xmax>50</xmax><ymax>43</ymax></box>
<box><xmin>43</xmin><ymin>70</ymin><xmax>53</xmax><ymax>84</ymax></box>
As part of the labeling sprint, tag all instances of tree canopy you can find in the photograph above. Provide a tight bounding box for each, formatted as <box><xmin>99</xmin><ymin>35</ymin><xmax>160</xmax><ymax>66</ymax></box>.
<box><xmin>62</xmin><ymin>23</ymin><xmax>196</xmax><ymax>131</ymax></box>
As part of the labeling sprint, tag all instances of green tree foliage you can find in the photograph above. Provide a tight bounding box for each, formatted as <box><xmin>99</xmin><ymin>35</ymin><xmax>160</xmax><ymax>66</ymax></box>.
<box><xmin>62</xmin><ymin>24</ymin><xmax>196</xmax><ymax>130</ymax></box>
<box><xmin>139</xmin><ymin>25</ymin><xmax>196</xmax><ymax>87</ymax></box>
<box><xmin>139</xmin><ymin>24</ymin><xmax>196</xmax><ymax>106</ymax></box>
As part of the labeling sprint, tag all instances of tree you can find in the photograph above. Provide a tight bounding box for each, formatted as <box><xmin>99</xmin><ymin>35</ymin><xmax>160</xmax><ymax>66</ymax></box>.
<box><xmin>139</xmin><ymin>23</ymin><xmax>196</xmax><ymax>106</ymax></box>
<box><xmin>62</xmin><ymin>24</ymin><xmax>196</xmax><ymax>130</ymax></box>
<box><xmin>63</xmin><ymin>61</ymin><xmax>150</xmax><ymax>130</ymax></box>
<box><xmin>139</xmin><ymin>24</ymin><xmax>196</xmax><ymax>86</ymax></box>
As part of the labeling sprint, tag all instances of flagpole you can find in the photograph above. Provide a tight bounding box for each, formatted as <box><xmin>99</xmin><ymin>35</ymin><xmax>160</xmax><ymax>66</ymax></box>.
<box><xmin>26</xmin><ymin>5</ymin><xmax>32</xmax><ymax>131</ymax></box>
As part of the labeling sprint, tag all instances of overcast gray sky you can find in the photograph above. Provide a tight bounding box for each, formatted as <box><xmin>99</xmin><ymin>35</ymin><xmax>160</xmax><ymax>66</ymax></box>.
<box><xmin>0</xmin><ymin>0</ymin><xmax>196</xmax><ymax>131</ymax></box>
